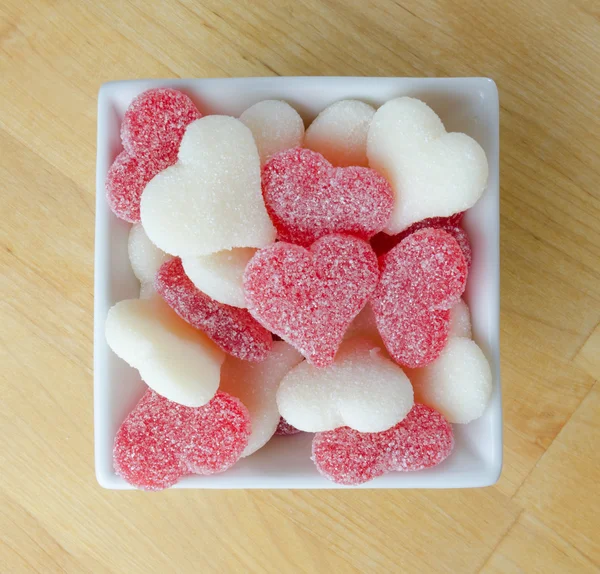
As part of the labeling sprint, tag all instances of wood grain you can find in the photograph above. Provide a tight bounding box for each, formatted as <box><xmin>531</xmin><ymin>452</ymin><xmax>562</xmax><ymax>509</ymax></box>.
<box><xmin>1</xmin><ymin>0</ymin><xmax>599</xmax><ymax>572</ymax></box>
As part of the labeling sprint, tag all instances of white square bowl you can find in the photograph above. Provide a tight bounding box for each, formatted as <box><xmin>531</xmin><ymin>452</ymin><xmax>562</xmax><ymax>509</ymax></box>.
<box><xmin>95</xmin><ymin>77</ymin><xmax>500</xmax><ymax>489</ymax></box>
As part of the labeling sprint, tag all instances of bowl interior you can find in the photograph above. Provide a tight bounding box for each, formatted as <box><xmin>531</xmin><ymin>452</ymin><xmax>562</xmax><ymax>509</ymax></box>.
<box><xmin>95</xmin><ymin>77</ymin><xmax>500</xmax><ymax>489</ymax></box>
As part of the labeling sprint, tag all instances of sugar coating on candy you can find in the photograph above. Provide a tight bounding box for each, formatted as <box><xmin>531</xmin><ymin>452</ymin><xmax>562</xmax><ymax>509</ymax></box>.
<box><xmin>371</xmin><ymin>228</ymin><xmax>467</xmax><ymax>368</ymax></box>
<box><xmin>305</xmin><ymin>100</ymin><xmax>375</xmax><ymax>167</ymax></box>
<box><xmin>139</xmin><ymin>282</ymin><xmax>157</xmax><ymax>299</ymax></box>
<box><xmin>244</xmin><ymin>234</ymin><xmax>379</xmax><ymax>367</ymax></box>
<box><xmin>121</xmin><ymin>88</ymin><xmax>201</xmax><ymax>160</ymax></box>
<box><xmin>239</xmin><ymin>100</ymin><xmax>305</xmax><ymax>165</ymax></box>
<box><xmin>277</xmin><ymin>338</ymin><xmax>414</xmax><ymax>433</ymax></box>
<box><xmin>106</xmin><ymin>151</ymin><xmax>172</xmax><ymax>223</ymax></box>
<box><xmin>312</xmin><ymin>403</ymin><xmax>454</xmax><ymax>485</ymax></box>
<box><xmin>262</xmin><ymin>148</ymin><xmax>393</xmax><ymax>246</ymax></box>
<box><xmin>367</xmin><ymin>97</ymin><xmax>488</xmax><ymax>233</ymax></box>
<box><xmin>141</xmin><ymin>116</ymin><xmax>276</xmax><ymax>257</ymax></box>
<box><xmin>275</xmin><ymin>417</ymin><xmax>302</xmax><ymax>436</ymax></box>
<box><xmin>182</xmin><ymin>248</ymin><xmax>257</xmax><ymax>308</ymax></box>
<box><xmin>220</xmin><ymin>341</ymin><xmax>304</xmax><ymax>456</ymax></box>
<box><xmin>449</xmin><ymin>299</ymin><xmax>472</xmax><ymax>338</ymax></box>
<box><xmin>370</xmin><ymin>213</ymin><xmax>467</xmax><ymax>257</ymax></box>
<box><xmin>156</xmin><ymin>257</ymin><xmax>272</xmax><ymax>362</ymax></box>
<box><xmin>128</xmin><ymin>223</ymin><xmax>171</xmax><ymax>286</ymax></box>
<box><xmin>408</xmin><ymin>337</ymin><xmax>492</xmax><ymax>424</ymax></box>
<box><xmin>105</xmin><ymin>297</ymin><xmax>224</xmax><ymax>407</ymax></box>
<box><xmin>113</xmin><ymin>389</ymin><xmax>250</xmax><ymax>490</ymax></box>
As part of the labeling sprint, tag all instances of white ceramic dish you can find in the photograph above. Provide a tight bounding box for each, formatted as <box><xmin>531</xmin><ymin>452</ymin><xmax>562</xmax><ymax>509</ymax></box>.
<box><xmin>95</xmin><ymin>77</ymin><xmax>500</xmax><ymax>489</ymax></box>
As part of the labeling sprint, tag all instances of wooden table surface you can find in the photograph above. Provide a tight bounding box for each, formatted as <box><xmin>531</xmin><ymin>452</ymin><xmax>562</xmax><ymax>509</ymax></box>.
<box><xmin>1</xmin><ymin>1</ymin><xmax>599</xmax><ymax>572</ymax></box>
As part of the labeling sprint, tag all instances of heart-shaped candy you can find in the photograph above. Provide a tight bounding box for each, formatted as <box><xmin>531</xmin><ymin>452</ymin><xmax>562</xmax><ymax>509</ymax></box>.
<box><xmin>367</xmin><ymin>97</ymin><xmax>488</xmax><ymax>233</ymax></box>
<box><xmin>105</xmin><ymin>297</ymin><xmax>225</xmax><ymax>407</ymax></box>
<box><xmin>244</xmin><ymin>234</ymin><xmax>379</xmax><ymax>367</ymax></box>
<box><xmin>262</xmin><ymin>148</ymin><xmax>393</xmax><ymax>246</ymax></box>
<box><xmin>155</xmin><ymin>257</ymin><xmax>273</xmax><ymax>362</ymax></box>
<box><xmin>140</xmin><ymin>115</ymin><xmax>276</xmax><ymax>257</ymax></box>
<box><xmin>311</xmin><ymin>403</ymin><xmax>454</xmax><ymax>485</ymax></box>
<box><xmin>128</xmin><ymin>223</ymin><xmax>170</xmax><ymax>298</ymax></box>
<box><xmin>220</xmin><ymin>341</ymin><xmax>304</xmax><ymax>457</ymax></box>
<box><xmin>304</xmin><ymin>99</ymin><xmax>375</xmax><ymax>167</ymax></box>
<box><xmin>277</xmin><ymin>338</ymin><xmax>414</xmax><ymax>433</ymax></box>
<box><xmin>240</xmin><ymin>100</ymin><xmax>305</xmax><ymax>165</ymax></box>
<box><xmin>407</xmin><ymin>337</ymin><xmax>492</xmax><ymax>424</ymax></box>
<box><xmin>371</xmin><ymin>228</ymin><xmax>467</xmax><ymax>368</ymax></box>
<box><xmin>182</xmin><ymin>247</ymin><xmax>258</xmax><ymax>308</ymax></box>
<box><xmin>106</xmin><ymin>89</ymin><xmax>201</xmax><ymax>223</ymax></box>
<box><xmin>113</xmin><ymin>389</ymin><xmax>251</xmax><ymax>490</ymax></box>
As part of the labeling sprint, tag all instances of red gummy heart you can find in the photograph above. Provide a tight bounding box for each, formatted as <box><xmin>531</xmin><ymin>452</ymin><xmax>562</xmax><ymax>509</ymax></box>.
<box><xmin>121</xmin><ymin>88</ymin><xmax>202</xmax><ymax>160</ymax></box>
<box><xmin>156</xmin><ymin>257</ymin><xmax>273</xmax><ymax>362</ymax></box>
<box><xmin>312</xmin><ymin>403</ymin><xmax>454</xmax><ymax>485</ymax></box>
<box><xmin>105</xmin><ymin>151</ymin><xmax>173</xmax><ymax>223</ymax></box>
<box><xmin>371</xmin><ymin>213</ymin><xmax>472</xmax><ymax>269</ymax></box>
<box><xmin>244</xmin><ymin>234</ymin><xmax>379</xmax><ymax>367</ymax></box>
<box><xmin>371</xmin><ymin>228</ymin><xmax>467</xmax><ymax>368</ymax></box>
<box><xmin>106</xmin><ymin>88</ymin><xmax>201</xmax><ymax>222</ymax></box>
<box><xmin>262</xmin><ymin>147</ymin><xmax>394</xmax><ymax>246</ymax></box>
<box><xmin>114</xmin><ymin>389</ymin><xmax>251</xmax><ymax>490</ymax></box>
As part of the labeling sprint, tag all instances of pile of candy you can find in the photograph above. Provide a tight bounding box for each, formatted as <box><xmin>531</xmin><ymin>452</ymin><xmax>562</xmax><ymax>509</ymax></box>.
<box><xmin>105</xmin><ymin>89</ymin><xmax>492</xmax><ymax>489</ymax></box>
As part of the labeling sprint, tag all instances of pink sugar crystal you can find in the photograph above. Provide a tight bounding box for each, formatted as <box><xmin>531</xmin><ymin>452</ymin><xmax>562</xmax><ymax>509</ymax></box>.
<box><xmin>371</xmin><ymin>228</ymin><xmax>467</xmax><ymax>368</ymax></box>
<box><xmin>121</xmin><ymin>88</ymin><xmax>201</xmax><ymax>160</ymax></box>
<box><xmin>113</xmin><ymin>390</ymin><xmax>251</xmax><ymax>490</ymax></box>
<box><xmin>275</xmin><ymin>416</ymin><xmax>302</xmax><ymax>436</ymax></box>
<box><xmin>105</xmin><ymin>151</ymin><xmax>172</xmax><ymax>223</ymax></box>
<box><xmin>156</xmin><ymin>257</ymin><xmax>273</xmax><ymax>362</ymax></box>
<box><xmin>244</xmin><ymin>234</ymin><xmax>379</xmax><ymax>367</ymax></box>
<box><xmin>262</xmin><ymin>148</ymin><xmax>393</xmax><ymax>246</ymax></box>
<box><xmin>312</xmin><ymin>404</ymin><xmax>454</xmax><ymax>485</ymax></box>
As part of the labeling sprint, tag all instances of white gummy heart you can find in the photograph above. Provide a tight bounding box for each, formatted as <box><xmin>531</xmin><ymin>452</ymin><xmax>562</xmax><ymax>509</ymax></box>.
<box><xmin>367</xmin><ymin>97</ymin><xmax>489</xmax><ymax>233</ymax></box>
<box><xmin>449</xmin><ymin>298</ymin><xmax>472</xmax><ymax>338</ymax></box>
<box><xmin>140</xmin><ymin>116</ymin><xmax>276</xmax><ymax>257</ymax></box>
<box><xmin>128</xmin><ymin>223</ymin><xmax>170</xmax><ymax>297</ymax></box>
<box><xmin>240</xmin><ymin>100</ymin><xmax>305</xmax><ymax>165</ymax></box>
<box><xmin>408</xmin><ymin>337</ymin><xmax>492</xmax><ymax>424</ymax></box>
<box><xmin>181</xmin><ymin>247</ymin><xmax>257</xmax><ymax>308</ymax></box>
<box><xmin>220</xmin><ymin>341</ymin><xmax>304</xmax><ymax>457</ymax></box>
<box><xmin>277</xmin><ymin>337</ymin><xmax>414</xmax><ymax>433</ymax></box>
<box><xmin>105</xmin><ymin>297</ymin><xmax>225</xmax><ymax>407</ymax></box>
<box><xmin>305</xmin><ymin>99</ymin><xmax>375</xmax><ymax>167</ymax></box>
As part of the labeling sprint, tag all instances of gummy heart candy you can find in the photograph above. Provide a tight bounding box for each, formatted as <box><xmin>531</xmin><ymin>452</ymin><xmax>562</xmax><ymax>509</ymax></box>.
<box><xmin>368</xmin><ymin>97</ymin><xmax>488</xmax><ymax>233</ymax></box>
<box><xmin>240</xmin><ymin>100</ymin><xmax>305</xmax><ymax>165</ymax></box>
<box><xmin>312</xmin><ymin>403</ymin><xmax>454</xmax><ymax>485</ymax></box>
<box><xmin>244</xmin><ymin>234</ymin><xmax>379</xmax><ymax>367</ymax></box>
<box><xmin>407</xmin><ymin>337</ymin><xmax>492</xmax><ymax>424</ymax></box>
<box><xmin>277</xmin><ymin>338</ymin><xmax>414</xmax><ymax>432</ymax></box>
<box><xmin>449</xmin><ymin>299</ymin><xmax>472</xmax><ymax>338</ymax></box>
<box><xmin>156</xmin><ymin>257</ymin><xmax>273</xmax><ymax>362</ymax></box>
<box><xmin>141</xmin><ymin>116</ymin><xmax>276</xmax><ymax>257</ymax></box>
<box><xmin>305</xmin><ymin>100</ymin><xmax>375</xmax><ymax>167</ymax></box>
<box><xmin>220</xmin><ymin>341</ymin><xmax>303</xmax><ymax>456</ymax></box>
<box><xmin>371</xmin><ymin>228</ymin><xmax>467</xmax><ymax>368</ymax></box>
<box><xmin>371</xmin><ymin>212</ymin><xmax>469</xmax><ymax>258</ymax></box>
<box><xmin>275</xmin><ymin>417</ymin><xmax>302</xmax><ymax>436</ymax></box>
<box><xmin>182</xmin><ymin>248</ymin><xmax>257</xmax><ymax>308</ymax></box>
<box><xmin>262</xmin><ymin>148</ymin><xmax>393</xmax><ymax>246</ymax></box>
<box><xmin>106</xmin><ymin>151</ymin><xmax>173</xmax><ymax>223</ymax></box>
<box><xmin>121</xmin><ymin>88</ymin><xmax>202</xmax><ymax>160</ymax></box>
<box><xmin>105</xmin><ymin>297</ymin><xmax>224</xmax><ymax>407</ymax></box>
<box><xmin>106</xmin><ymin>89</ymin><xmax>201</xmax><ymax>223</ymax></box>
<box><xmin>128</xmin><ymin>223</ymin><xmax>171</xmax><ymax>298</ymax></box>
<box><xmin>114</xmin><ymin>389</ymin><xmax>251</xmax><ymax>490</ymax></box>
